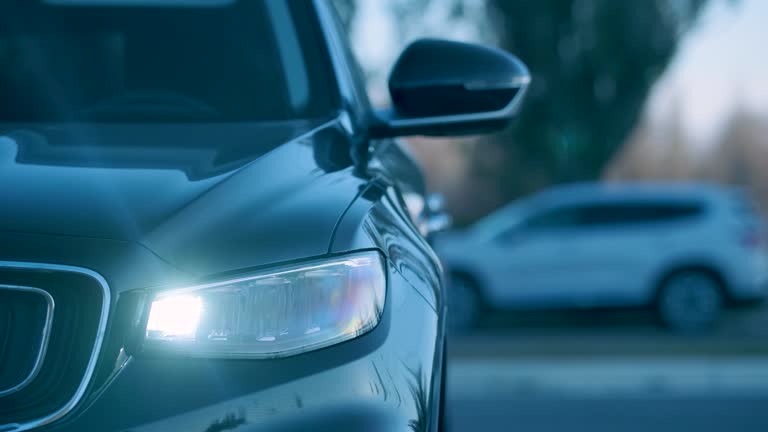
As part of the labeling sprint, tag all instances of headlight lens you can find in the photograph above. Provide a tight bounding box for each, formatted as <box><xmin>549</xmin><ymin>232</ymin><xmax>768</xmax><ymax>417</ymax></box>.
<box><xmin>143</xmin><ymin>252</ymin><xmax>385</xmax><ymax>358</ymax></box>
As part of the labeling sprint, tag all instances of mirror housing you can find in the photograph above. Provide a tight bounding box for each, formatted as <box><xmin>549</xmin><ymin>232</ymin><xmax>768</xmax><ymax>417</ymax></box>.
<box><xmin>370</xmin><ymin>39</ymin><xmax>530</xmax><ymax>138</ymax></box>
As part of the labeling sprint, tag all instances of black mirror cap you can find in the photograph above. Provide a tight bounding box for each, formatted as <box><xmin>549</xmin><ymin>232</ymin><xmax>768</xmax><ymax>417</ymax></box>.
<box><xmin>371</xmin><ymin>39</ymin><xmax>530</xmax><ymax>138</ymax></box>
<box><xmin>389</xmin><ymin>39</ymin><xmax>529</xmax><ymax>117</ymax></box>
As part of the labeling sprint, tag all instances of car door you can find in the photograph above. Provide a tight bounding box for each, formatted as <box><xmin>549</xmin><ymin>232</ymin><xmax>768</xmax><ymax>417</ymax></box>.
<box><xmin>480</xmin><ymin>204</ymin><xmax>596</xmax><ymax>308</ymax></box>
<box><xmin>568</xmin><ymin>201</ymin><xmax>689</xmax><ymax>306</ymax></box>
<box><xmin>560</xmin><ymin>203</ymin><xmax>645</xmax><ymax>306</ymax></box>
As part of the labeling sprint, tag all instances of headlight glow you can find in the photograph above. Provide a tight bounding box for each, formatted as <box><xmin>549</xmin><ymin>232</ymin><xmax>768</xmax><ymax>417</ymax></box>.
<box><xmin>142</xmin><ymin>251</ymin><xmax>386</xmax><ymax>358</ymax></box>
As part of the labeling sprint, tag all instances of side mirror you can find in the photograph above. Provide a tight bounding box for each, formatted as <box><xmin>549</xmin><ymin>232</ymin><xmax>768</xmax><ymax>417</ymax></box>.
<box><xmin>370</xmin><ymin>39</ymin><xmax>530</xmax><ymax>138</ymax></box>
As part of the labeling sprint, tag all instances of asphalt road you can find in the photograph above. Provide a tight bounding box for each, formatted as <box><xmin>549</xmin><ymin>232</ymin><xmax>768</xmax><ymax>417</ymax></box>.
<box><xmin>444</xmin><ymin>303</ymin><xmax>768</xmax><ymax>431</ymax></box>
<box><xmin>446</xmin><ymin>357</ymin><xmax>768</xmax><ymax>432</ymax></box>
<box><xmin>450</xmin><ymin>301</ymin><xmax>768</xmax><ymax>358</ymax></box>
<box><xmin>447</xmin><ymin>396</ymin><xmax>768</xmax><ymax>432</ymax></box>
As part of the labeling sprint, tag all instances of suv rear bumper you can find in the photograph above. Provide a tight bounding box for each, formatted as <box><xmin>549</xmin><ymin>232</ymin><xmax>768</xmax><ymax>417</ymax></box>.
<box><xmin>728</xmin><ymin>274</ymin><xmax>768</xmax><ymax>302</ymax></box>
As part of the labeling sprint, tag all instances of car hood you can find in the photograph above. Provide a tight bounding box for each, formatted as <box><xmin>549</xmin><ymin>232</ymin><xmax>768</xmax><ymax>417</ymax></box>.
<box><xmin>0</xmin><ymin>119</ymin><xmax>364</xmax><ymax>277</ymax></box>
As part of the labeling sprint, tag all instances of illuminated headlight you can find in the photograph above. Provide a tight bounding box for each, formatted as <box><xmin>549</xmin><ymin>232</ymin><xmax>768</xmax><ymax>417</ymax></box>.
<box><xmin>143</xmin><ymin>252</ymin><xmax>385</xmax><ymax>358</ymax></box>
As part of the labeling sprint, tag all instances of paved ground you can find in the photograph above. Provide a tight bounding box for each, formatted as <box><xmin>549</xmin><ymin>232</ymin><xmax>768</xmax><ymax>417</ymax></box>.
<box><xmin>488</xmin><ymin>301</ymin><xmax>768</xmax><ymax>335</ymax></box>
<box><xmin>450</xmin><ymin>302</ymin><xmax>768</xmax><ymax>357</ymax></box>
<box><xmin>448</xmin><ymin>357</ymin><xmax>768</xmax><ymax>398</ymax></box>
<box><xmin>447</xmin><ymin>396</ymin><xmax>768</xmax><ymax>432</ymax></box>
<box><xmin>446</xmin><ymin>357</ymin><xmax>768</xmax><ymax>431</ymax></box>
<box><xmin>445</xmin><ymin>304</ymin><xmax>768</xmax><ymax>432</ymax></box>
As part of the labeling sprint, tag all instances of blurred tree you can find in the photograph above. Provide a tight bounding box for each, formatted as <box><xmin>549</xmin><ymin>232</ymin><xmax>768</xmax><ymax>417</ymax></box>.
<box><xmin>605</xmin><ymin>101</ymin><xmax>695</xmax><ymax>182</ymax></box>
<box><xmin>485</xmin><ymin>0</ymin><xmax>708</xmax><ymax>197</ymax></box>
<box><xmin>333</xmin><ymin>0</ymin><xmax>712</xmax><ymax>221</ymax></box>
<box><xmin>706</xmin><ymin>109</ymin><xmax>768</xmax><ymax>204</ymax></box>
<box><xmin>608</xmin><ymin>106</ymin><xmax>768</xmax><ymax>214</ymax></box>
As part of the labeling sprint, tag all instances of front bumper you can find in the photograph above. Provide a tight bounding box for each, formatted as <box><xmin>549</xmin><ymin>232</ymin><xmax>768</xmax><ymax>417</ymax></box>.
<box><xmin>43</xmin><ymin>267</ymin><xmax>442</xmax><ymax>432</ymax></box>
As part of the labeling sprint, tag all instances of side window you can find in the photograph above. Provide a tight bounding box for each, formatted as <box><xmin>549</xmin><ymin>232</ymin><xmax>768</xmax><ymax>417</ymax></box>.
<box><xmin>506</xmin><ymin>200</ymin><xmax>704</xmax><ymax>235</ymax></box>
<box><xmin>577</xmin><ymin>202</ymin><xmax>704</xmax><ymax>227</ymax></box>
<box><xmin>579</xmin><ymin>205</ymin><xmax>636</xmax><ymax>225</ymax></box>
<box><xmin>644</xmin><ymin>203</ymin><xmax>703</xmax><ymax>221</ymax></box>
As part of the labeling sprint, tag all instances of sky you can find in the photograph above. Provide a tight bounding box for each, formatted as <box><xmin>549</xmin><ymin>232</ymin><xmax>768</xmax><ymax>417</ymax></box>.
<box><xmin>350</xmin><ymin>0</ymin><xmax>488</xmax><ymax>104</ymax></box>
<box><xmin>349</xmin><ymin>0</ymin><xmax>768</xmax><ymax>147</ymax></box>
<box><xmin>646</xmin><ymin>0</ymin><xmax>768</xmax><ymax>147</ymax></box>
<box><xmin>351</xmin><ymin>0</ymin><xmax>488</xmax><ymax>69</ymax></box>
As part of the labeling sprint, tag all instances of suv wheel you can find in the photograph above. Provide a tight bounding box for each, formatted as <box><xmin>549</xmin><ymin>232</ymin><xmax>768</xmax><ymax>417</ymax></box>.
<box><xmin>657</xmin><ymin>271</ymin><xmax>724</xmax><ymax>332</ymax></box>
<box><xmin>447</xmin><ymin>274</ymin><xmax>481</xmax><ymax>333</ymax></box>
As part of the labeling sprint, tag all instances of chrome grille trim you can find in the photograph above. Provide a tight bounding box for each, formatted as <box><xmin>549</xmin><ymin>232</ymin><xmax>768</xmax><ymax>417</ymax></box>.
<box><xmin>0</xmin><ymin>285</ymin><xmax>55</xmax><ymax>398</ymax></box>
<box><xmin>0</xmin><ymin>262</ymin><xmax>110</xmax><ymax>432</ymax></box>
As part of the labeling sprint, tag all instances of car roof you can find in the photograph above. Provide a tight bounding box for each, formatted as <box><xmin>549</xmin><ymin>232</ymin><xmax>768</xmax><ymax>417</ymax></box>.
<box><xmin>481</xmin><ymin>182</ymin><xmax>752</xmax><ymax>225</ymax></box>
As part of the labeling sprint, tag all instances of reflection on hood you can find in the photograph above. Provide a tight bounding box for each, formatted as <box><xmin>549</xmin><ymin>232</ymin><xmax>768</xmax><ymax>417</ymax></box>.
<box><xmin>1</xmin><ymin>119</ymin><xmax>323</xmax><ymax>180</ymax></box>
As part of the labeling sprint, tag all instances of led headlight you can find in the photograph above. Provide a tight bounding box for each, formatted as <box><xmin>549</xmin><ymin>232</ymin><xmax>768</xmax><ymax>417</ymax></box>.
<box><xmin>143</xmin><ymin>251</ymin><xmax>385</xmax><ymax>358</ymax></box>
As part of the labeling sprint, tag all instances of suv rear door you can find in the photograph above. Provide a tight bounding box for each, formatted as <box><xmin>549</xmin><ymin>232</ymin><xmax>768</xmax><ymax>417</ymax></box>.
<box><xmin>566</xmin><ymin>200</ymin><xmax>706</xmax><ymax>306</ymax></box>
<box><xmin>484</xmin><ymin>198</ymin><xmax>706</xmax><ymax>309</ymax></box>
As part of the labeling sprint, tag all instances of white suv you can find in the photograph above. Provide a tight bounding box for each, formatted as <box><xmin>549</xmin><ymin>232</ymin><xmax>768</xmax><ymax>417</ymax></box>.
<box><xmin>436</xmin><ymin>183</ymin><xmax>768</xmax><ymax>332</ymax></box>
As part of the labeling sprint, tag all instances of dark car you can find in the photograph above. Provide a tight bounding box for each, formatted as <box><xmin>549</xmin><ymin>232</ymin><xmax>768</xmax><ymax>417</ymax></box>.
<box><xmin>0</xmin><ymin>1</ymin><xmax>529</xmax><ymax>431</ymax></box>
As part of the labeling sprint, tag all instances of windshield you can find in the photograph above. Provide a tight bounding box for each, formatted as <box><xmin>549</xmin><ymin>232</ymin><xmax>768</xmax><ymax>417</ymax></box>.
<box><xmin>0</xmin><ymin>0</ymin><xmax>339</xmax><ymax>122</ymax></box>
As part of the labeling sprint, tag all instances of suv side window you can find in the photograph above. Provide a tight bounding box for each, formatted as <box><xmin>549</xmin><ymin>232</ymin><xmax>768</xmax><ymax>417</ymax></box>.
<box><xmin>579</xmin><ymin>202</ymin><xmax>703</xmax><ymax>226</ymax></box>
<box><xmin>515</xmin><ymin>200</ymin><xmax>703</xmax><ymax>233</ymax></box>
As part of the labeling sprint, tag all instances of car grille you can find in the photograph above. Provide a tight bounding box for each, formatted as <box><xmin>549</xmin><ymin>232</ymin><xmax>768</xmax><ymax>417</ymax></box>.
<box><xmin>0</xmin><ymin>286</ymin><xmax>53</xmax><ymax>398</ymax></box>
<box><xmin>0</xmin><ymin>263</ymin><xmax>109</xmax><ymax>431</ymax></box>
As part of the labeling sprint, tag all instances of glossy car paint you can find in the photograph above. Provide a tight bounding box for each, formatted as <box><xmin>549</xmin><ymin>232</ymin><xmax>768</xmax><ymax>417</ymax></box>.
<box><xmin>0</xmin><ymin>2</ymin><xmax>445</xmax><ymax>431</ymax></box>
<box><xmin>0</xmin><ymin>121</ymin><xmax>444</xmax><ymax>432</ymax></box>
